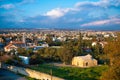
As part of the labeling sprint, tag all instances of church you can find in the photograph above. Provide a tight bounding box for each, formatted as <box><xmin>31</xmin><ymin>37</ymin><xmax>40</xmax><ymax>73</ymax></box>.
<box><xmin>72</xmin><ymin>54</ymin><xmax>97</xmax><ymax>67</ymax></box>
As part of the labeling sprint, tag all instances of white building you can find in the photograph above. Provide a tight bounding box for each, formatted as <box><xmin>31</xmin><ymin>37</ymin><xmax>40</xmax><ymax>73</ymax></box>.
<box><xmin>19</xmin><ymin>56</ymin><xmax>29</xmax><ymax>65</ymax></box>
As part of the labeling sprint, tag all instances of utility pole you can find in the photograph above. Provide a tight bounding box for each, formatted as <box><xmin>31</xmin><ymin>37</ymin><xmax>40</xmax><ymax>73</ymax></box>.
<box><xmin>0</xmin><ymin>62</ymin><xmax>1</xmax><ymax>68</ymax></box>
<box><xmin>50</xmin><ymin>69</ymin><xmax>52</xmax><ymax>80</ymax></box>
<box><xmin>80</xmin><ymin>31</ymin><xmax>82</xmax><ymax>55</ymax></box>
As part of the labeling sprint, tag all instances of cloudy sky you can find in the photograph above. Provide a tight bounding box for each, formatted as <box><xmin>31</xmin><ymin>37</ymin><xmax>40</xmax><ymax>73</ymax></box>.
<box><xmin>0</xmin><ymin>0</ymin><xmax>120</xmax><ymax>30</ymax></box>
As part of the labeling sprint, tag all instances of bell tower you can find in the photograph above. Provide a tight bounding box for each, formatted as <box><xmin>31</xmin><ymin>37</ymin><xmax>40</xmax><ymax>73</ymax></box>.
<box><xmin>22</xmin><ymin>33</ymin><xmax>26</xmax><ymax>43</ymax></box>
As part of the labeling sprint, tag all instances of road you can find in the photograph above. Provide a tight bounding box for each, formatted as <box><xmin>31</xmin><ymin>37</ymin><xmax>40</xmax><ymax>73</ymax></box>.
<box><xmin>0</xmin><ymin>68</ymin><xmax>26</xmax><ymax>80</ymax></box>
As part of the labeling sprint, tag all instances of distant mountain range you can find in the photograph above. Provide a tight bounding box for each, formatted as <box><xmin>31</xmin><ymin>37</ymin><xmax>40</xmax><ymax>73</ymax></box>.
<box><xmin>0</xmin><ymin>25</ymin><xmax>120</xmax><ymax>31</ymax></box>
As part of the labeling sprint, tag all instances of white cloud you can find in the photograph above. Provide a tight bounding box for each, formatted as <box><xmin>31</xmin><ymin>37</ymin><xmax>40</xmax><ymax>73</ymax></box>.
<box><xmin>45</xmin><ymin>8</ymin><xmax>70</xmax><ymax>18</ymax></box>
<box><xmin>19</xmin><ymin>0</ymin><xmax>35</xmax><ymax>4</ymax></box>
<box><xmin>81</xmin><ymin>18</ymin><xmax>120</xmax><ymax>27</ymax></box>
<box><xmin>0</xmin><ymin>4</ymin><xmax>14</xmax><ymax>9</ymax></box>
<box><xmin>67</xmin><ymin>18</ymin><xmax>82</xmax><ymax>22</ymax></box>
<box><xmin>115</xmin><ymin>21</ymin><xmax>120</xmax><ymax>24</ymax></box>
<box><xmin>19</xmin><ymin>19</ymin><xmax>25</xmax><ymax>22</ymax></box>
<box><xmin>75</xmin><ymin>0</ymin><xmax>120</xmax><ymax>9</ymax></box>
<box><xmin>44</xmin><ymin>0</ymin><xmax>120</xmax><ymax>19</ymax></box>
<box><xmin>75</xmin><ymin>0</ymin><xmax>109</xmax><ymax>8</ymax></box>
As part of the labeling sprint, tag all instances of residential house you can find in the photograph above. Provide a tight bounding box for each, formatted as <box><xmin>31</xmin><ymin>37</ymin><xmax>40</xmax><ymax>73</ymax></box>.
<box><xmin>91</xmin><ymin>42</ymin><xmax>97</xmax><ymax>47</ymax></box>
<box><xmin>41</xmin><ymin>43</ymin><xmax>49</xmax><ymax>47</ymax></box>
<box><xmin>92</xmin><ymin>41</ymin><xmax>107</xmax><ymax>48</ymax></box>
<box><xmin>4</xmin><ymin>41</ymin><xmax>26</xmax><ymax>52</ymax></box>
<box><xmin>33</xmin><ymin>46</ymin><xmax>44</xmax><ymax>52</ymax></box>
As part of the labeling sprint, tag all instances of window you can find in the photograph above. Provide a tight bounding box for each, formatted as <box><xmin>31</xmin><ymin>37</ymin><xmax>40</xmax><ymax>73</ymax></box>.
<box><xmin>86</xmin><ymin>62</ymin><xmax>88</xmax><ymax>66</ymax></box>
<box><xmin>77</xmin><ymin>62</ymin><xmax>79</xmax><ymax>66</ymax></box>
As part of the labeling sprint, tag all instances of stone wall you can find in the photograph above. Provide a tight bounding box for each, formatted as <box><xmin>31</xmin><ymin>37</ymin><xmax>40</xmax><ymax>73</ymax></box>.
<box><xmin>0</xmin><ymin>62</ymin><xmax>64</xmax><ymax>80</ymax></box>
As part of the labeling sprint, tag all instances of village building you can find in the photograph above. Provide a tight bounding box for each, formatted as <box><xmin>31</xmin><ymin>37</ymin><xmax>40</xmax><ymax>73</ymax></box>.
<box><xmin>72</xmin><ymin>54</ymin><xmax>97</xmax><ymax>67</ymax></box>
<box><xmin>4</xmin><ymin>41</ymin><xmax>26</xmax><ymax>52</ymax></box>
<box><xmin>91</xmin><ymin>42</ymin><xmax>97</xmax><ymax>47</ymax></box>
<box><xmin>19</xmin><ymin>56</ymin><xmax>29</xmax><ymax>64</ymax></box>
<box><xmin>41</xmin><ymin>43</ymin><xmax>49</xmax><ymax>47</ymax></box>
<box><xmin>33</xmin><ymin>46</ymin><xmax>44</xmax><ymax>52</ymax></box>
<box><xmin>92</xmin><ymin>41</ymin><xmax>107</xmax><ymax>48</ymax></box>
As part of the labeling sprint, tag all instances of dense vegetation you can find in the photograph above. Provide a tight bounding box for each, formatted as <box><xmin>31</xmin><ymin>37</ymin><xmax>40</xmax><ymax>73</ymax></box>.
<box><xmin>100</xmin><ymin>33</ymin><xmax>120</xmax><ymax>80</ymax></box>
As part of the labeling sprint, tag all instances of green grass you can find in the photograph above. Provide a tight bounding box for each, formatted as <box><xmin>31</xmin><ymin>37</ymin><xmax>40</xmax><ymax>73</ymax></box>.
<box><xmin>31</xmin><ymin>64</ymin><xmax>108</xmax><ymax>80</ymax></box>
<box><xmin>25</xmin><ymin>76</ymin><xmax>37</xmax><ymax>80</ymax></box>
<box><xmin>16</xmin><ymin>72</ymin><xmax>37</xmax><ymax>80</ymax></box>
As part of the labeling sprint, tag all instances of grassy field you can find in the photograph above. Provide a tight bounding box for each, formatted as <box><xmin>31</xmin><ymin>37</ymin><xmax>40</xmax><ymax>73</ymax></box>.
<box><xmin>31</xmin><ymin>64</ymin><xmax>108</xmax><ymax>80</ymax></box>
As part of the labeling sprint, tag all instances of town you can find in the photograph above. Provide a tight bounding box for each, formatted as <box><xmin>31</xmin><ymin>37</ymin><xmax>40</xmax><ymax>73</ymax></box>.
<box><xmin>0</xmin><ymin>29</ymin><xmax>119</xmax><ymax>80</ymax></box>
<box><xmin>0</xmin><ymin>0</ymin><xmax>120</xmax><ymax>79</ymax></box>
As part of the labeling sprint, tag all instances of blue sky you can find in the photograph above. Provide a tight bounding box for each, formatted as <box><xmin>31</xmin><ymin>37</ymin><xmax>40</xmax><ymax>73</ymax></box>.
<box><xmin>0</xmin><ymin>0</ymin><xmax>120</xmax><ymax>30</ymax></box>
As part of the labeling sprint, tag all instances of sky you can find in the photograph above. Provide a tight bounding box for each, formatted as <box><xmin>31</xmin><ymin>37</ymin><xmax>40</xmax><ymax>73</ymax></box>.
<box><xmin>0</xmin><ymin>0</ymin><xmax>120</xmax><ymax>30</ymax></box>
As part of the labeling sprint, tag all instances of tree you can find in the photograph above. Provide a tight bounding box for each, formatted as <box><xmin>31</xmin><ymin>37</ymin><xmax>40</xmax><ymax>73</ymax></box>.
<box><xmin>30</xmin><ymin>54</ymin><xmax>44</xmax><ymax>65</ymax></box>
<box><xmin>58</xmin><ymin>41</ymin><xmax>75</xmax><ymax>64</ymax></box>
<box><xmin>92</xmin><ymin>43</ymin><xmax>101</xmax><ymax>57</ymax></box>
<box><xmin>91</xmin><ymin>43</ymin><xmax>104</xmax><ymax>64</ymax></box>
<box><xmin>101</xmin><ymin>32</ymin><xmax>120</xmax><ymax>80</ymax></box>
<box><xmin>17</xmin><ymin>48</ymin><xmax>27</xmax><ymax>56</ymax></box>
<box><xmin>45</xmin><ymin>34</ymin><xmax>53</xmax><ymax>46</ymax></box>
<box><xmin>101</xmin><ymin>61</ymin><xmax>120</xmax><ymax>80</ymax></box>
<box><xmin>76</xmin><ymin>32</ymin><xmax>83</xmax><ymax>55</ymax></box>
<box><xmin>26</xmin><ymin>49</ymin><xmax>33</xmax><ymax>56</ymax></box>
<box><xmin>103</xmin><ymin>37</ymin><xmax>120</xmax><ymax>65</ymax></box>
<box><xmin>37</xmin><ymin>47</ymin><xmax>59</xmax><ymax>62</ymax></box>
